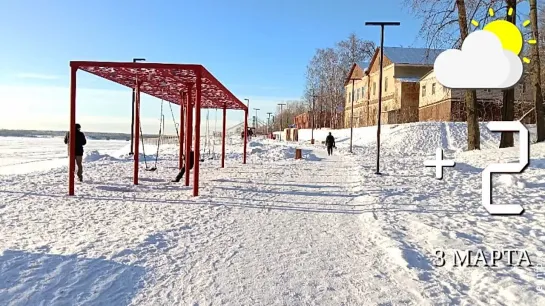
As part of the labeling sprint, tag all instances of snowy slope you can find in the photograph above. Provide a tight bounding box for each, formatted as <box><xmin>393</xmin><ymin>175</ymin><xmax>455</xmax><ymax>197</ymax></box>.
<box><xmin>0</xmin><ymin>122</ymin><xmax>544</xmax><ymax>305</ymax></box>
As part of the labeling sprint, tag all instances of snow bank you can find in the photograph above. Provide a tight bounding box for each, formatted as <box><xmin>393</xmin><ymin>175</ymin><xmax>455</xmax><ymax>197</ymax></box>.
<box><xmin>83</xmin><ymin>150</ymin><xmax>119</xmax><ymax>162</ymax></box>
<box><xmin>248</xmin><ymin>140</ymin><xmax>322</xmax><ymax>161</ymax></box>
<box><xmin>294</xmin><ymin>122</ymin><xmax>538</xmax><ymax>155</ymax></box>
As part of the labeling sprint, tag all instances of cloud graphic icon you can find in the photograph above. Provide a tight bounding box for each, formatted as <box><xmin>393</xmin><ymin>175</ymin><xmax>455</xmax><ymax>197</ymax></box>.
<box><xmin>434</xmin><ymin>30</ymin><xmax>523</xmax><ymax>89</ymax></box>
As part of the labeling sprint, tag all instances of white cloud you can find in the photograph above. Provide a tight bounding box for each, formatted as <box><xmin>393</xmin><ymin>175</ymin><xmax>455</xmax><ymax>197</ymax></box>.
<box><xmin>434</xmin><ymin>30</ymin><xmax>523</xmax><ymax>89</ymax></box>
<box><xmin>16</xmin><ymin>73</ymin><xmax>61</xmax><ymax>80</ymax></box>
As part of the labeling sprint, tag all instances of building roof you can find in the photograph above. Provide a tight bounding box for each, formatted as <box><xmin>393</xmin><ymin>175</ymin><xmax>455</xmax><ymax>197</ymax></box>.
<box><xmin>344</xmin><ymin>61</ymin><xmax>370</xmax><ymax>86</ymax></box>
<box><xmin>382</xmin><ymin>47</ymin><xmax>445</xmax><ymax>65</ymax></box>
<box><xmin>358</xmin><ymin>61</ymin><xmax>370</xmax><ymax>72</ymax></box>
<box><xmin>419</xmin><ymin>69</ymin><xmax>436</xmax><ymax>81</ymax></box>
<box><xmin>397</xmin><ymin>77</ymin><xmax>422</xmax><ymax>83</ymax></box>
<box><xmin>71</xmin><ymin>61</ymin><xmax>247</xmax><ymax>110</ymax></box>
<box><xmin>343</xmin><ymin>47</ymin><xmax>446</xmax><ymax>87</ymax></box>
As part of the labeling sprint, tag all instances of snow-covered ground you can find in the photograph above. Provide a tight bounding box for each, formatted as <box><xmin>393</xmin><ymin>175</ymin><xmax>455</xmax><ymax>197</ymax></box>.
<box><xmin>0</xmin><ymin>136</ymin><xmax>128</xmax><ymax>175</ymax></box>
<box><xmin>0</xmin><ymin>122</ymin><xmax>544</xmax><ymax>305</ymax></box>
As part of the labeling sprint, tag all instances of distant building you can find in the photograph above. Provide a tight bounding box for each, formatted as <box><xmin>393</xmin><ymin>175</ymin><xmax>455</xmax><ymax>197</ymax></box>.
<box><xmin>419</xmin><ymin>69</ymin><xmax>535</xmax><ymax>123</ymax></box>
<box><xmin>343</xmin><ymin>61</ymin><xmax>369</xmax><ymax>128</ymax></box>
<box><xmin>294</xmin><ymin>113</ymin><xmax>310</xmax><ymax>129</ymax></box>
<box><xmin>344</xmin><ymin>47</ymin><xmax>444</xmax><ymax>128</ymax></box>
<box><xmin>294</xmin><ymin>111</ymin><xmax>333</xmax><ymax>129</ymax></box>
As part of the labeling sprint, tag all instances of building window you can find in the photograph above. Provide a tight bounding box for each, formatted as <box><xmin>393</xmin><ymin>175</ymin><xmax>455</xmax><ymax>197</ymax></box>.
<box><xmin>432</xmin><ymin>83</ymin><xmax>436</xmax><ymax>95</ymax></box>
<box><xmin>348</xmin><ymin>92</ymin><xmax>352</xmax><ymax>102</ymax></box>
<box><xmin>356</xmin><ymin>88</ymin><xmax>360</xmax><ymax>100</ymax></box>
<box><xmin>373</xmin><ymin>82</ymin><xmax>376</xmax><ymax>96</ymax></box>
<box><xmin>384</xmin><ymin>77</ymin><xmax>388</xmax><ymax>92</ymax></box>
<box><xmin>422</xmin><ymin>85</ymin><xmax>426</xmax><ymax>97</ymax></box>
<box><xmin>362</xmin><ymin>87</ymin><xmax>365</xmax><ymax>98</ymax></box>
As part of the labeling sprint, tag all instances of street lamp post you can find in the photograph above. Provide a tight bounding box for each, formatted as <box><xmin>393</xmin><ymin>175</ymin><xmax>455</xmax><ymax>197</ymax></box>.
<box><xmin>254</xmin><ymin>108</ymin><xmax>260</xmax><ymax>132</ymax></box>
<box><xmin>365</xmin><ymin>21</ymin><xmax>400</xmax><ymax>175</ymax></box>
<box><xmin>349</xmin><ymin>79</ymin><xmax>356</xmax><ymax>153</ymax></box>
<box><xmin>267</xmin><ymin>112</ymin><xmax>272</xmax><ymax>135</ymax></box>
<box><xmin>130</xmin><ymin>58</ymin><xmax>146</xmax><ymax>155</ymax></box>
<box><xmin>278</xmin><ymin>103</ymin><xmax>286</xmax><ymax>141</ymax></box>
<box><xmin>311</xmin><ymin>90</ymin><xmax>318</xmax><ymax>145</ymax></box>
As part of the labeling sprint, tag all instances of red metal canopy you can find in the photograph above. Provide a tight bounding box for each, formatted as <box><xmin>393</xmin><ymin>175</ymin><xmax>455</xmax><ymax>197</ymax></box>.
<box><xmin>67</xmin><ymin>60</ymin><xmax>250</xmax><ymax>197</ymax></box>
<box><xmin>70</xmin><ymin>61</ymin><xmax>247</xmax><ymax>110</ymax></box>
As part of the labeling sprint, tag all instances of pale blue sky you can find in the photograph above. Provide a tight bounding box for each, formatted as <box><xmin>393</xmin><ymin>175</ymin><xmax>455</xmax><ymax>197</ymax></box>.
<box><xmin>1</xmin><ymin>0</ymin><xmax>522</xmax><ymax>133</ymax></box>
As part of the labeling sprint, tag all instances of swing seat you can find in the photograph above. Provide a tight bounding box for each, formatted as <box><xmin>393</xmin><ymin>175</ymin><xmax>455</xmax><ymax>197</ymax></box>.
<box><xmin>146</xmin><ymin>167</ymin><xmax>157</xmax><ymax>171</ymax></box>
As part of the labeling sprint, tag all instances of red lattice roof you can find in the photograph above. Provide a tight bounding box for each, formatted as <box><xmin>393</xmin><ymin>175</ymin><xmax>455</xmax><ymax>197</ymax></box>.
<box><xmin>70</xmin><ymin>61</ymin><xmax>247</xmax><ymax>110</ymax></box>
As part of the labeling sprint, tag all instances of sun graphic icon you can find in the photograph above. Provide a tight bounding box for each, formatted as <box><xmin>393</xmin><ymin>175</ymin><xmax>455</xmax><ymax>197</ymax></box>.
<box><xmin>434</xmin><ymin>6</ymin><xmax>536</xmax><ymax>89</ymax></box>
<box><xmin>483</xmin><ymin>20</ymin><xmax>523</xmax><ymax>55</ymax></box>
<box><xmin>472</xmin><ymin>7</ymin><xmax>536</xmax><ymax>63</ymax></box>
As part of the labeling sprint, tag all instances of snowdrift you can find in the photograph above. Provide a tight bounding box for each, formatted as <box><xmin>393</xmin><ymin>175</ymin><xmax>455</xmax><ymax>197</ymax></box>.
<box><xmin>83</xmin><ymin>150</ymin><xmax>120</xmax><ymax>162</ymax></box>
<box><xmin>296</xmin><ymin>122</ymin><xmax>538</xmax><ymax>155</ymax></box>
<box><xmin>248</xmin><ymin>140</ymin><xmax>321</xmax><ymax>161</ymax></box>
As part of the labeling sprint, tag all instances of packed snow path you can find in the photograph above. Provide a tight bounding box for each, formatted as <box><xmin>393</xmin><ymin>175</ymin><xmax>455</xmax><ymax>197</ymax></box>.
<box><xmin>146</xmin><ymin>148</ymin><xmax>430</xmax><ymax>305</ymax></box>
<box><xmin>0</xmin><ymin>145</ymin><xmax>429</xmax><ymax>305</ymax></box>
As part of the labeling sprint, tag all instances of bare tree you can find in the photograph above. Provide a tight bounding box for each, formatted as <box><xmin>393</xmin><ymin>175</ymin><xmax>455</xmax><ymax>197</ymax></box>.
<box><xmin>530</xmin><ymin>0</ymin><xmax>545</xmax><ymax>142</ymax></box>
<box><xmin>499</xmin><ymin>1</ymin><xmax>518</xmax><ymax>148</ymax></box>
<box><xmin>300</xmin><ymin>34</ymin><xmax>375</xmax><ymax>129</ymax></box>
<box><xmin>337</xmin><ymin>33</ymin><xmax>376</xmax><ymax>77</ymax></box>
<box><xmin>336</xmin><ymin>34</ymin><xmax>375</xmax><ymax>127</ymax></box>
<box><xmin>272</xmin><ymin>100</ymin><xmax>307</xmax><ymax>131</ymax></box>
<box><xmin>404</xmin><ymin>0</ymin><xmax>505</xmax><ymax>150</ymax></box>
<box><xmin>457</xmin><ymin>0</ymin><xmax>481</xmax><ymax>150</ymax></box>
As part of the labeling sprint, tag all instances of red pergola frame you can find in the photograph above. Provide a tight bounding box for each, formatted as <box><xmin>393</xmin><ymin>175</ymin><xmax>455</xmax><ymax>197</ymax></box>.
<box><xmin>67</xmin><ymin>61</ymin><xmax>250</xmax><ymax>197</ymax></box>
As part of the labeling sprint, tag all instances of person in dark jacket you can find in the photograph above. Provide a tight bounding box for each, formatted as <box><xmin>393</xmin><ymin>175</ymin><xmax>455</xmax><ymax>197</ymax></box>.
<box><xmin>172</xmin><ymin>151</ymin><xmax>195</xmax><ymax>182</ymax></box>
<box><xmin>64</xmin><ymin>123</ymin><xmax>87</xmax><ymax>182</ymax></box>
<box><xmin>325</xmin><ymin>132</ymin><xmax>335</xmax><ymax>156</ymax></box>
<box><xmin>240</xmin><ymin>128</ymin><xmax>254</xmax><ymax>140</ymax></box>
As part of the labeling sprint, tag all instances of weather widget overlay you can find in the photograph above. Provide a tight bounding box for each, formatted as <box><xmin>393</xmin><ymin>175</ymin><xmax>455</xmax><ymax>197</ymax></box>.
<box><xmin>426</xmin><ymin>6</ymin><xmax>542</xmax><ymax>273</ymax></box>
<box><xmin>2</xmin><ymin>1</ymin><xmax>545</xmax><ymax>305</ymax></box>
<box><xmin>435</xmin><ymin>8</ymin><xmax>529</xmax><ymax>89</ymax></box>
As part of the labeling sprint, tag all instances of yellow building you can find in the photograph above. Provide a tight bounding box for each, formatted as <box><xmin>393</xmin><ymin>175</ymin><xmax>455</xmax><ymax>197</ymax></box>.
<box><xmin>344</xmin><ymin>47</ymin><xmax>444</xmax><ymax>128</ymax></box>
<box><xmin>419</xmin><ymin>69</ymin><xmax>534</xmax><ymax>122</ymax></box>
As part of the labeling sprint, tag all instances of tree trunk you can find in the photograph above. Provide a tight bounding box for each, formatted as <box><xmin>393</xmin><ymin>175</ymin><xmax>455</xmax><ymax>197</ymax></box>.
<box><xmin>456</xmin><ymin>0</ymin><xmax>481</xmax><ymax>150</ymax></box>
<box><xmin>530</xmin><ymin>0</ymin><xmax>545</xmax><ymax>142</ymax></box>
<box><xmin>500</xmin><ymin>1</ymin><xmax>517</xmax><ymax>148</ymax></box>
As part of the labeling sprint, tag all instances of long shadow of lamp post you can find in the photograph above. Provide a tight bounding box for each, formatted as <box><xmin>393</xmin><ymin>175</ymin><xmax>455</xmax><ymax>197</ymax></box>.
<box><xmin>364</xmin><ymin>21</ymin><xmax>400</xmax><ymax>174</ymax></box>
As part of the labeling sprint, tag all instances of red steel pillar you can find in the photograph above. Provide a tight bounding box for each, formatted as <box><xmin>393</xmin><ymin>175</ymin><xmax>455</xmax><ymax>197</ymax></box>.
<box><xmin>179</xmin><ymin>91</ymin><xmax>185</xmax><ymax>169</ymax></box>
<box><xmin>221</xmin><ymin>103</ymin><xmax>227</xmax><ymax>168</ymax></box>
<box><xmin>193</xmin><ymin>69</ymin><xmax>202</xmax><ymax>197</ymax></box>
<box><xmin>184</xmin><ymin>83</ymin><xmax>193</xmax><ymax>186</ymax></box>
<box><xmin>68</xmin><ymin>65</ymin><xmax>77</xmax><ymax>195</ymax></box>
<box><xmin>133</xmin><ymin>82</ymin><xmax>141</xmax><ymax>185</ymax></box>
<box><xmin>243</xmin><ymin>109</ymin><xmax>248</xmax><ymax>164</ymax></box>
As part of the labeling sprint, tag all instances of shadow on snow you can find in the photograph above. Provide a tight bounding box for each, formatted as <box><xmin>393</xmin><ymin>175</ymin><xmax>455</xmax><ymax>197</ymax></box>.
<box><xmin>0</xmin><ymin>250</ymin><xmax>145</xmax><ymax>306</ymax></box>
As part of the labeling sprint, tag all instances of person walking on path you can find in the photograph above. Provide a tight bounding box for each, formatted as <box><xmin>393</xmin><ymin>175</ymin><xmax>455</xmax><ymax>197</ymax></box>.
<box><xmin>172</xmin><ymin>151</ymin><xmax>195</xmax><ymax>182</ymax></box>
<box><xmin>64</xmin><ymin>123</ymin><xmax>87</xmax><ymax>182</ymax></box>
<box><xmin>325</xmin><ymin>132</ymin><xmax>335</xmax><ymax>156</ymax></box>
